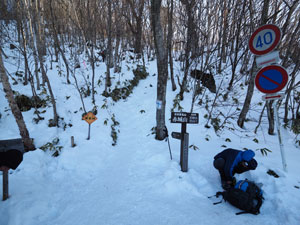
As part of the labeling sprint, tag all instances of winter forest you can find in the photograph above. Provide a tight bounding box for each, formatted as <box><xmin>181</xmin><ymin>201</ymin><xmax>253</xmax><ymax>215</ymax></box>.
<box><xmin>1</xmin><ymin>0</ymin><xmax>300</xmax><ymax>224</ymax></box>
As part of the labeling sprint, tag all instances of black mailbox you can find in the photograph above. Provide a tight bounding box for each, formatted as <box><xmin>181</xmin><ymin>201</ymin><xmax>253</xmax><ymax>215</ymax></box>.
<box><xmin>0</xmin><ymin>138</ymin><xmax>24</xmax><ymax>201</ymax></box>
<box><xmin>0</xmin><ymin>138</ymin><xmax>24</xmax><ymax>170</ymax></box>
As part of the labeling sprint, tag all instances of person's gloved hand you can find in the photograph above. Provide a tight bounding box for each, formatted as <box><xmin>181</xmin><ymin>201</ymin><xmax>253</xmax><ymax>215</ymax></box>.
<box><xmin>222</xmin><ymin>180</ymin><xmax>234</xmax><ymax>190</ymax></box>
<box><xmin>247</xmin><ymin>158</ymin><xmax>258</xmax><ymax>170</ymax></box>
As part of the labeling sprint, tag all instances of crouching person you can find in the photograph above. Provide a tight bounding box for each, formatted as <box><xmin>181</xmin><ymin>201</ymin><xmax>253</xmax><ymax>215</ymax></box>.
<box><xmin>213</xmin><ymin>148</ymin><xmax>257</xmax><ymax>190</ymax></box>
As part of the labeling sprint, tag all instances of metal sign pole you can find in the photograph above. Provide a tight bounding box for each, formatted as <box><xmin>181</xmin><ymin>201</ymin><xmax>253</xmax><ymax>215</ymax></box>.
<box><xmin>3</xmin><ymin>170</ymin><xmax>9</xmax><ymax>201</ymax></box>
<box><xmin>273</xmin><ymin>100</ymin><xmax>287</xmax><ymax>172</ymax></box>
<box><xmin>87</xmin><ymin>124</ymin><xmax>91</xmax><ymax>140</ymax></box>
<box><xmin>82</xmin><ymin>112</ymin><xmax>97</xmax><ymax>140</ymax></box>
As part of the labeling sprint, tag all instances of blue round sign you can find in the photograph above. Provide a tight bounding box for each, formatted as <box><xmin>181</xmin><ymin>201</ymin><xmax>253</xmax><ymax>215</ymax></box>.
<box><xmin>255</xmin><ymin>65</ymin><xmax>288</xmax><ymax>94</ymax></box>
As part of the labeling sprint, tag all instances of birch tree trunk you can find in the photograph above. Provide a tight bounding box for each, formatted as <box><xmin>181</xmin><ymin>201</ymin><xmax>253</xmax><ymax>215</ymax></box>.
<box><xmin>0</xmin><ymin>50</ymin><xmax>35</xmax><ymax>151</ymax></box>
<box><xmin>151</xmin><ymin>0</ymin><xmax>168</xmax><ymax>140</ymax></box>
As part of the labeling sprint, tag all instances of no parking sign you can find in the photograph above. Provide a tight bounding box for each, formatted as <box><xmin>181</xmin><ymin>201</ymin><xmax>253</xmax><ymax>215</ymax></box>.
<box><xmin>255</xmin><ymin>65</ymin><xmax>288</xmax><ymax>94</ymax></box>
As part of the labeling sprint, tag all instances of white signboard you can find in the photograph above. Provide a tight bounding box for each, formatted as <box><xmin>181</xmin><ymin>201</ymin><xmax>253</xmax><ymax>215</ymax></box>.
<box><xmin>256</xmin><ymin>51</ymin><xmax>280</xmax><ymax>68</ymax></box>
<box><xmin>262</xmin><ymin>92</ymin><xmax>285</xmax><ymax>101</ymax></box>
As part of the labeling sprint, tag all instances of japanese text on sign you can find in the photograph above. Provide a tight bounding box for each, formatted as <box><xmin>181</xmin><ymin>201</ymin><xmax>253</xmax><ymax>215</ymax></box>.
<box><xmin>171</xmin><ymin>112</ymin><xmax>199</xmax><ymax>124</ymax></box>
<box><xmin>82</xmin><ymin>112</ymin><xmax>97</xmax><ymax>125</ymax></box>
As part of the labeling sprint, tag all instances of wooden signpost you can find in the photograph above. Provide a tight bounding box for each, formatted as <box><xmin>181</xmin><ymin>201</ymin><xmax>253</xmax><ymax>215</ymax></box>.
<box><xmin>171</xmin><ymin>112</ymin><xmax>199</xmax><ymax>172</ymax></box>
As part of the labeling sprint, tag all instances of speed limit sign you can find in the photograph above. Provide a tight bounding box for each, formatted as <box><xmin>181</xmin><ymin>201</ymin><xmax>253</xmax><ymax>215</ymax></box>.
<box><xmin>249</xmin><ymin>24</ymin><xmax>281</xmax><ymax>55</ymax></box>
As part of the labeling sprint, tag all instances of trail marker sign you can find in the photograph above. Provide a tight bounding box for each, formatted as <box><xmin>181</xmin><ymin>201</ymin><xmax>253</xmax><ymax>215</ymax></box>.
<box><xmin>255</xmin><ymin>65</ymin><xmax>288</xmax><ymax>94</ymax></box>
<box><xmin>82</xmin><ymin>112</ymin><xmax>97</xmax><ymax>140</ymax></box>
<box><xmin>171</xmin><ymin>112</ymin><xmax>199</xmax><ymax>172</ymax></box>
<box><xmin>171</xmin><ymin>112</ymin><xmax>199</xmax><ymax>124</ymax></box>
<box><xmin>249</xmin><ymin>24</ymin><xmax>281</xmax><ymax>55</ymax></box>
<box><xmin>82</xmin><ymin>112</ymin><xmax>97</xmax><ymax>125</ymax></box>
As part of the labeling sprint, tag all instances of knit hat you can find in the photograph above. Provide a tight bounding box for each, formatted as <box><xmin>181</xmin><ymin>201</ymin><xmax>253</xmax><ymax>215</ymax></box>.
<box><xmin>241</xmin><ymin>150</ymin><xmax>255</xmax><ymax>162</ymax></box>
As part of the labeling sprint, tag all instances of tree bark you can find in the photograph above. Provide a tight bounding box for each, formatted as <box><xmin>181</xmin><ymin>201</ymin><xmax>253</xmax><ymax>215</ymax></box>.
<box><xmin>0</xmin><ymin>50</ymin><xmax>35</xmax><ymax>151</ymax></box>
<box><xmin>178</xmin><ymin>0</ymin><xmax>196</xmax><ymax>100</ymax></box>
<box><xmin>266</xmin><ymin>101</ymin><xmax>274</xmax><ymax>135</ymax></box>
<box><xmin>151</xmin><ymin>0</ymin><xmax>168</xmax><ymax>140</ymax></box>
<box><xmin>107</xmin><ymin>1</ymin><xmax>113</xmax><ymax>68</ymax></box>
<box><xmin>49</xmin><ymin>0</ymin><xmax>71</xmax><ymax>84</ymax></box>
<box><xmin>126</xmin><ymin>0</ymin><xmax>145</xmax><ymax>54</ymax></box>
<box><xmin>167</xmin><ymin>0</ymin><xmax>176</xmax><ymax>91</ymax></box>
<box><xmin>237</xmin><ymin>0</ymin><xmax>270</xmax><ymax>128</ymax></box>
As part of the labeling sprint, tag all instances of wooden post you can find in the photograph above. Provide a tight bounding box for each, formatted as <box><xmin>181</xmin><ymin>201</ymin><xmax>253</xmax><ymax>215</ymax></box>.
<box><xmin>180</xmin><ymin>122</ymin><xmax>187</xmax><ymax>169</ymax></box>
<box><xmin>3</xmin><ymin>170</ymin><xmax>9</xmax><ymax>201</ymax></box>
<box><xmin>273</xmin><ymin>100</ymin><xmax>287</xmax><ymax>172</ymax></box>
<box><xmin>71</xmin><ymin>136</ymin><xmax>75</xmax><ymax>147</ymax></box>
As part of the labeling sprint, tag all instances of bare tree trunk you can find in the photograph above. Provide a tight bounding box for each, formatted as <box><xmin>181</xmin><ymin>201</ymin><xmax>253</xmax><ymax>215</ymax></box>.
<box><xmin>219</xmin><ymin>0</ymin><xmax>229</xmax><ymax>66</ymax></box>
<box><xmin>49</xmin><ymin>0</ymin><xmax>71</xmax><ymax>84</ymax></box>
<box><xmin>30</xmin><ymin>0</ymin><xmax>59</xmax><ymax>126</ymax></box>
<box><xmin>151</xmin><ymin>0</ymin><xmax>168</xmax><ymax>140</ymax></box>
<box><xmin>126</xmin><ymin>0</ymin><xmax>145</xmax><ymax>54</ymax></box>
<box><xmin>114</xmin><ymin>2</ymin><xmax>122</xmax><ymax>73</ymax></box>
<box><xmin>35</xmin><ymin>0</ymin><xmax>46</xmax><ymax>56</ymax></box>
<box><xmin>107</xmin><ymin>1</ymin><xmax>113</xmax><ymax>68</ymax></box>
<box><xmin>38</xmin><ymin>53</ymin><xmax>59</xmax><ymax>127</ymax></box>
<box><xmin>105</xmin><ymin>1</ymin><xmax>112</xmax><ymax>93</ymax></box>
<box><xmin>238</xmin><ymin>0</ymin><xmax>270</xmax><ymax>128</ymax></box>
<box><xmin>227</xmin><ymin>0</ymin><xmax>246</xmax><ymax>91</ymax></box>
<box><xmin>167</xmin><ymin>0</ymin><xmax>176</xmax><ymax>91</ymax></box>
<box><xmin>237</xmin><ymin>61</ymin><xmax>256</xmax><ymax>128</ymax></box>
<box><xmin>266</xmin><ymin>101</ymin><xmax>274</xmax><ymax>135</ymax></box>
<box><xmin>23</xmin><ymin>0</ymin><xmax>41</xmax><ymax>90</ymax></box>
<box><xmin>0</xmin><ymin>50</ymin><xmax>35</xmax><ymax>151</ymax></box>
<box><xmin>284</xmin><ymin>62</ymin><xmax>300</xmax><ymax>123</ymax></box>
<box><xmin>178</xmin><ymin>0</ymin><xmax>196</xmax><ymax>100</ymax></box>
<box><xmin>262</xmin><ymin>0</ymin><xmax>274</xmax><ymax>134</ymax></box>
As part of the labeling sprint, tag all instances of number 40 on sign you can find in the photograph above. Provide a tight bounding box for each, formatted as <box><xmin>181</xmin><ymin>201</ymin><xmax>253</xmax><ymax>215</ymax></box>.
<box><xmin>249</xmin><ymin>24</ymin><xmax>281</xmax><ymax>55</ymax></box>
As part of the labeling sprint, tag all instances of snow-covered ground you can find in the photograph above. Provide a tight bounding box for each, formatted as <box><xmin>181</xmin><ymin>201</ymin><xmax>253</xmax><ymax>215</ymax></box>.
<box><xmin>1</xmin><ymin>53</ymin><xmax>300</xmax><ymax>225</ymax></box>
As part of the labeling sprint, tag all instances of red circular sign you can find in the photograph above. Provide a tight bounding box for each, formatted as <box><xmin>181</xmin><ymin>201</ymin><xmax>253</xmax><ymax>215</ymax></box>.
<box><xmin>255</xmin><ymin>65</ymin><xmax>288</xmax><ymax>94</ymax></box>
<box><xmin>249</xmin><ymin>24</ymin><xmax>281</xmax><ymax>55</ymax></box>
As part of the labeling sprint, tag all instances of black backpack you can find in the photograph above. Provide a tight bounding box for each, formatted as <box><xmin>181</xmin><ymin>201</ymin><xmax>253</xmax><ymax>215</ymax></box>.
<box><xmin>215</xmin><ymin>179</ymin><xmax>264</xmax><ymax>215</ymax></box>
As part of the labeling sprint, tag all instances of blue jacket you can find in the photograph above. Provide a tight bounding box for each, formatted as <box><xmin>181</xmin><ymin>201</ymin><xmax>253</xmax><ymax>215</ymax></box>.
<box><xmin>214</xmin><ymin>148</ymin><xmax>255</xmax><ymax>181</ymax></box>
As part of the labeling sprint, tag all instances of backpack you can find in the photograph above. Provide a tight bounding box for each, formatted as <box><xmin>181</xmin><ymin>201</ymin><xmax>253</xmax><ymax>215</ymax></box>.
<box><xmin>215</xmin><ymin>179</ymin><xmax>264</xmax><ymax>215</ymax></box>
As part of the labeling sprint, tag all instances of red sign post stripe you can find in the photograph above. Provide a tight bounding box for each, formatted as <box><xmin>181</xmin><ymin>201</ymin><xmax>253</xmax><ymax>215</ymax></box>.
<box><xmin>261</xmin><ymin>74</ymin><xmax>281</xmax><ymax>86</ymax></box>
<box><xmin>265</xmin><ymin>95</ymin><xmax>281</xmax><ymax>99</ymax></box>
